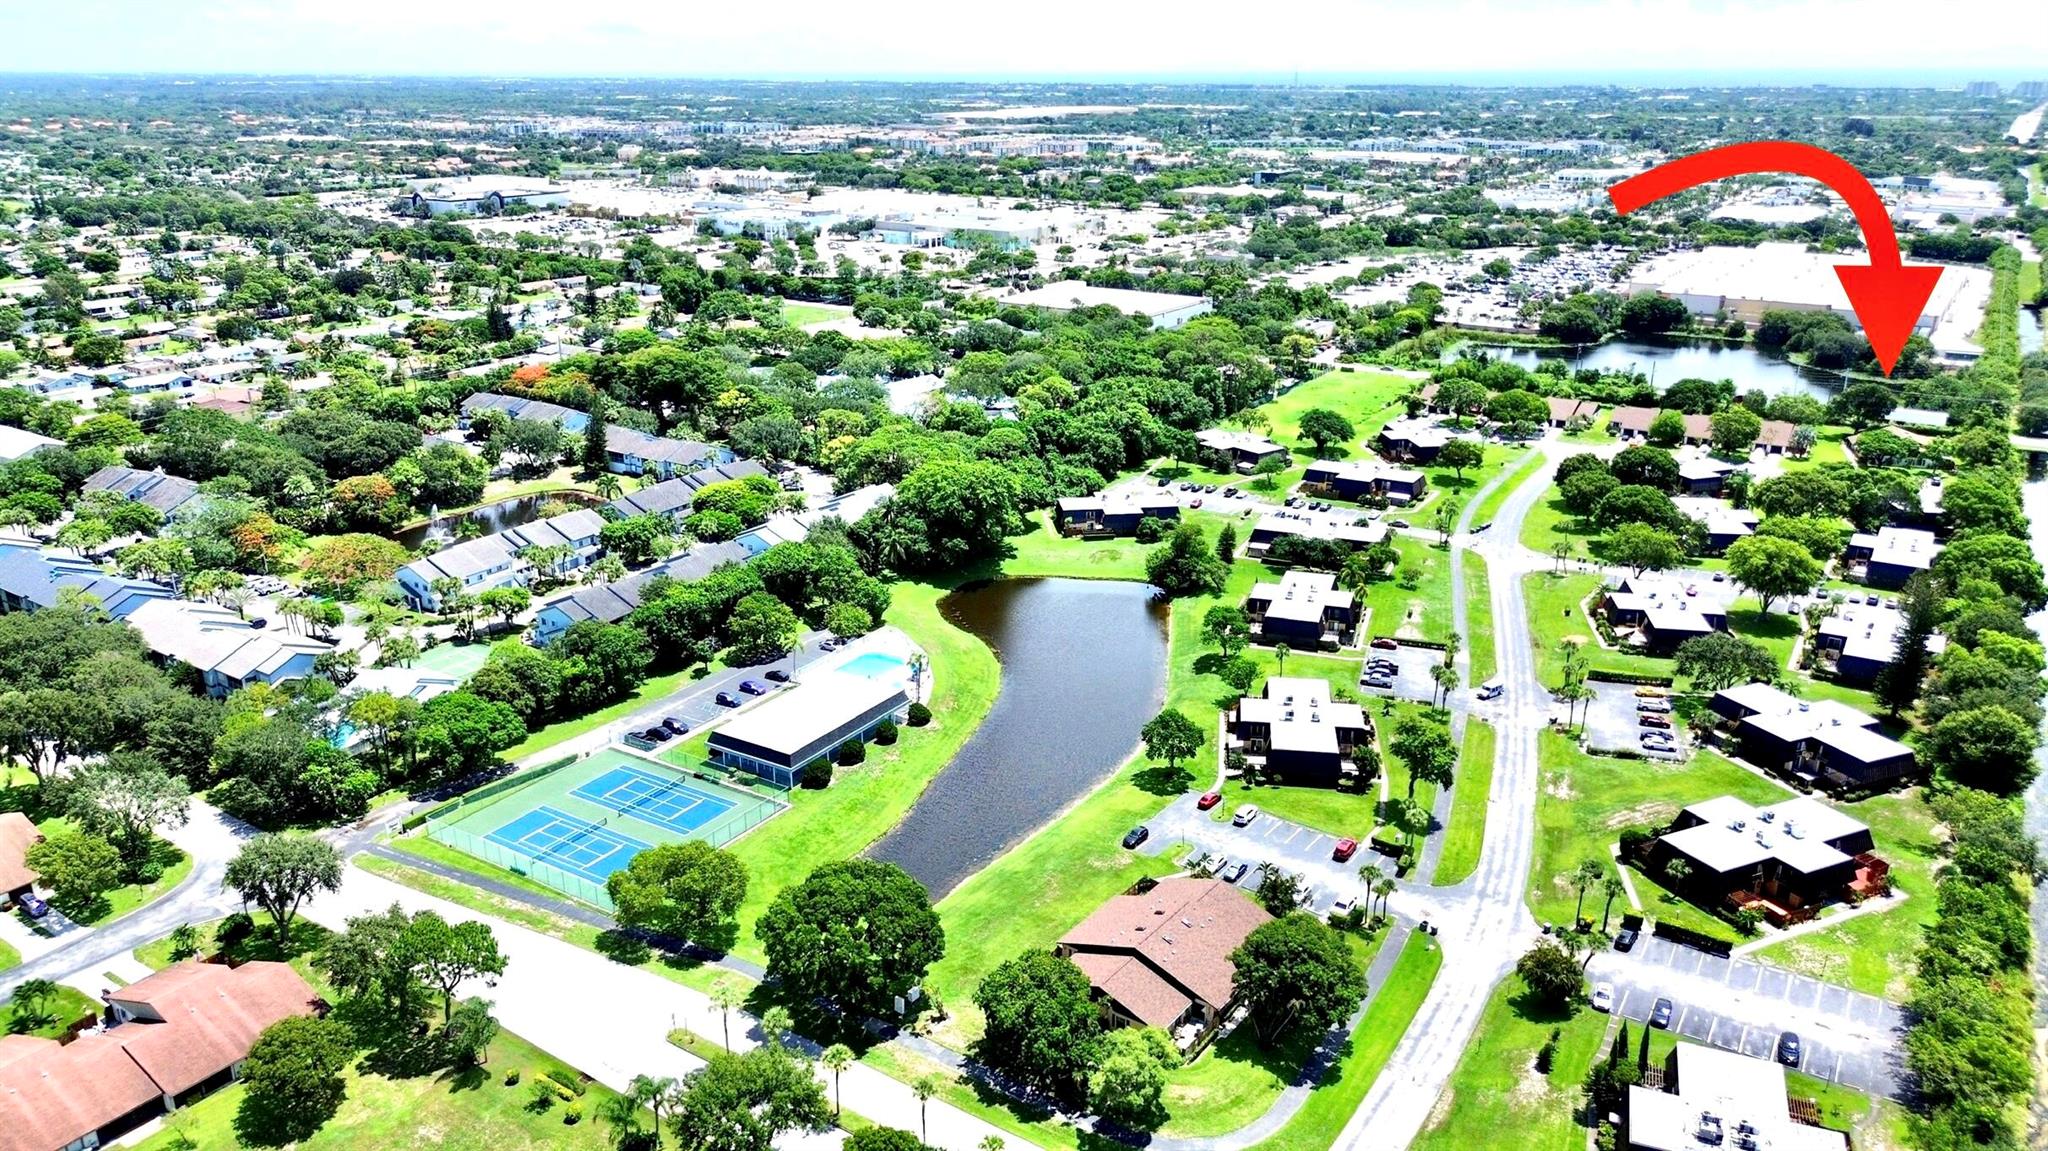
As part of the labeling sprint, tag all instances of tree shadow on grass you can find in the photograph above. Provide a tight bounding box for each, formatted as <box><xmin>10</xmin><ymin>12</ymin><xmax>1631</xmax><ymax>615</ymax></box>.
<box><xmin>1508</xmin><ymin>985</ymin><xmax>1584</xmax><ymax>1029</ymax></box>
<box><xmin>1133</xmin><ymin>764</ymin><xmax>1195</xmax><ymax>797</ymax></box>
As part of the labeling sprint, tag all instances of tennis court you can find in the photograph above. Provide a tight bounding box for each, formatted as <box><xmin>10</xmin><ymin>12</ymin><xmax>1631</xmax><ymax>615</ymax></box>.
<box><xmin>426</xmin><ymin>746</ymin><xmax>787</xmax><ymax>908</ymax></box>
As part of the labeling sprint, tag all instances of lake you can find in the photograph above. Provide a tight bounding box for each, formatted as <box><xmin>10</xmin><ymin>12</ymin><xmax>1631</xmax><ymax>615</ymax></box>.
<box><xmin>397</xmin><ymin>491</ymin><xmax>601</xmax><ymax>551</ymax></box>
<box><xmin>1456</xmin><ymin>336</ymin><xmax>1847</xmax><ymax>401</ymax></box>
<box><xmin>867</xmin><ymin>577</ymin><xmax>1170</xmax><ymax>897</ymax></box>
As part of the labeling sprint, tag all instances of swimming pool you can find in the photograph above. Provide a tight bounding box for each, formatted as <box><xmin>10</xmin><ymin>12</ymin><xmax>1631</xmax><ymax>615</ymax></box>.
<box><xmin>838</xmin><ymin>651</ymin><xmax>908</xmax><ymax>680</ymax></box>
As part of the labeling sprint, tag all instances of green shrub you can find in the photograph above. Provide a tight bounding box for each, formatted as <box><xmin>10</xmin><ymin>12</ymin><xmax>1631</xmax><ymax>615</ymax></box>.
<box><xmin>215</xmin><ymin>912</ymin><xmax>255</xmax><ymax>950</ymax></box>
<box><xmin>503</xmin><ymin>1069</ymin><xmax>522</xmax><ymax>1087</ymax></box>
<box><xmin>906</xmin><ymin>702</ymin><xmax>932</xmax><ymax>727</ymax></box>
<box><xmin>837</xmin><ymin>738</ymin><xmax>866</xmax><ymax>766</ymax></box>
<box><xmin>873</xmin><ymin>719</ymin><xmax>898</xmax><ymax>746</ymax></box>
<box><xmin>1134</xmin><ymin>516</ymin><xmax>1169</xmax><ymax>543</ymax></box>
<box><xmin>563</xmin><ymin>1105</ymin><xmax>582</xmax><ymax>1126</ymax></box>
<box><xmin>803</xmin><ymin>757</ymin><xmax>834</xmax><ymax>789</ymax></box>
<box><xmin>527</xmin><ymin>1081</ymin><xmax>557</xmax><ymax>1112</ymax></box>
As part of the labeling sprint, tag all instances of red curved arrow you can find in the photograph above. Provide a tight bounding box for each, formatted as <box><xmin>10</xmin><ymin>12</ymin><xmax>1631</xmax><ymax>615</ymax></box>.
<box><xmin>1608</xmin><ymin>141</ymin><xmax>1942</xmax><ymax>377</ymax></box>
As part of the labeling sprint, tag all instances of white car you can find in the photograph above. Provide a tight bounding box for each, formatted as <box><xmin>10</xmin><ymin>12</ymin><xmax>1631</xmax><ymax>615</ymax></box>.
<box><xmin>1591</xmin><ymin>982</ymin><xmax>1614</xmax><ymax>1013</ymax></box>
<box><xmin>1332</xmin><ymin>894</ymin><xmax>1357</xmax><ymax>915</ymax></box>
<box><xmin>1233</xmin><ymin>804</ymin><xmax>1261</xmax><ymax>827</ymax></box>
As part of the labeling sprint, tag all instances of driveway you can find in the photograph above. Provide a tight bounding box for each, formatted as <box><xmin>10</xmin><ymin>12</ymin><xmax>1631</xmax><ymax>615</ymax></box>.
<box><xmin>1589</xmin><ymin>935</ymin><xmax>1903</xmax><ymax>1097</ymax></box>
<box><xmin>1579</xmin><ymin>681</ymin><xmax>1684</xmax><ymax>759</ymax></box>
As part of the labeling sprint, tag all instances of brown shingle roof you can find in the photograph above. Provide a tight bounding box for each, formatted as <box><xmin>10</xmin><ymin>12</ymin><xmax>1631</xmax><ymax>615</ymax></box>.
<box><xmin>0</xmin><ymin>1033</ymin><xmax>161</xmax><ymax>1151</ymax></box>
<box><xmin>1610</xmin><ymin>405</ymin><xmax>1658</xmax><ymax>434</ymax></box>
<box><xmin>109</xmin><ymin>961</ymin><xmax>321</xmax><ymax>1096</ymax></box>
<box><xmin>1546</xmin><ymin>397</ymin><xmax>1598</xmax><ymax>424</ymax></box>
<box><xmin>1058</xmin><ymin>877</ymin><xmax>1272</xmax><ymax>1022</ymax></box>
<box><xmin>0</xmin><ymin>812</ymin><xmax>41</xmax><ymax>894</ymax></box>
<box><xmin>1756</xmin><ymin>419</ymin><xmax>1796</xmax><ymax>449</ymax></box>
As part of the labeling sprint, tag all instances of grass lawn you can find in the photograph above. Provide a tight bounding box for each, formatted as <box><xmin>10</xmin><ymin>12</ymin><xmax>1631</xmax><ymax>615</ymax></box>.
<box><xmin>1408</xmin><ymin>973</ymin><xmax>1608</xmax><ymax>1151</ymax></box>
<box><xmin>1432</xmin><ymin>445</ymin><xmax>1531</xmax><ymax>507</ymax></box>
<box><xmin>1745</xmin><ymin>790</ymin><xmax>1942</xmax><ymax>1000</ymax></box>
<box><xmin>2020</xmin><ymin>257</ymin><xmax>2042</xmax><ymax>302</ymax></box>
<box><xmin>1002</xmin><ymin>509</ymin><xmax>1152</xmax><ymax>580</ymax></box>
<box><xmin>0</xmin><ymin>935</ymin><xmax>18</xmax><ymax>973</ymax></box>
<box><xmin>1469</xmin><ymin>449</ymin><xmax>1546</xmax><ymax>527</ymax></box>
<box><xmin>781</xmin><ymin>298</ymin><xmax>852</xmax><ymax>327</ymax></box>
<box><xmin>1</xmin><ymin>983</ymin><xmax>98</xmax><ymax>1039</ymax></box>
<box><xmin>1464</xmin><ymin>552</ymin><xmax>1495</xmax><ymax>682</ymax></box>
<box><xmin>1517</xmin><ymin>485</ymin><xmax>1599</xmax><ymax>563</ymax></box>
<box><xmin>1433</xmin><ymin>720</ymin><xmax>1495</xmax><ymax>887</ymax></box>
<box><xmin>129</xmin><ymin>1029</ymin><xmax>628</xmax><ymax>1151</ymax></box>
<box><xmin>1361</xmin><ymin>535</ymin><xmax>1453</xmax><ymax>642</ymax></box>
<box><xmin>1240</xmin><ymin>931</ymin><xmax>1442</xmax><ymax>1151</ymax></box>
<box><xmin>1264</xmin><ymin>368</ymin><xmax>1416</xmax><ymax>451</ymax></box>
<box><xmin>0</xmin><ymin>779</ymin><xmax>195</xmax><ymax>927</ymax></box>
<box><xmin>1529</xmin><ymin>731</ymin><xmax>1790</xmax><ymax>941</ymax></box>
<box><xmin>1522</xmin><ymin>572</ymin><xmax>1673</xmax><ymax>682</ymax></box>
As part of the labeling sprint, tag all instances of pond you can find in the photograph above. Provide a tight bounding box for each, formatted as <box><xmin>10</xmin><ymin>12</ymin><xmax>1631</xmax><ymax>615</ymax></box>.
<box><xmin>867</xmin><ymin>577</ymin><xmax>1170</xmax><ymax>897</ymax></box>
<box><xmin>397</xmin><ymin>491</ymin><xmax>601</xmax><ymax>551</ymax></box>
<box><xmin>2020</xmin><ymin>306</ymin><xmax>2042</xmax><ymax>357</ymax></box>
<box><xmin>1454</xmin><ymin>336</ymin><xmax>1847</xmax><ymax>401</ymax></box>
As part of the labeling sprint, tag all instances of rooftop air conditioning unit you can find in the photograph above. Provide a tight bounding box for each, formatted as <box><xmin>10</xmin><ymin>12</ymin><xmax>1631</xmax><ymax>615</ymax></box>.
<box><xmin>1785</xmin><ymin>821</ymin><xmax>1803</xmax><ymax>839</ymax></box>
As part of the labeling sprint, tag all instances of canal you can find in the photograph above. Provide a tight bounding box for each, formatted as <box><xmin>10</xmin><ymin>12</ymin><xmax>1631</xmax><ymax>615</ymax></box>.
<box><xmin>1458</xmin><ymin>336</ymin><xmax>1848</xmax><ymax>401</ymax></box>
<box><xmin>867</xmin><ymin>577</ymin><xmax>1170</xmax><ymax>897</ymax></box>
<box><xmin>397</xmin><ymin>491</ymin><xmax>601</xmax><ymax>551</ymax></box>
<box><xmin>2020</xmin><ymin>475</ymin><xmax>2048</xmax><ymax>1135</ymax></box>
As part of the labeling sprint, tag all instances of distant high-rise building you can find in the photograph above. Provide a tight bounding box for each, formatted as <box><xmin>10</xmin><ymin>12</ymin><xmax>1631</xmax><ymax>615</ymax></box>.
<box><xmin>1964</xmin><ymin>80</ymin><xmax>2000</xmax><ymax>98</ymax></box>
<box><xmin>2015</xmin><ymin>80</ymin><xmax>2048</xmax><ymax>100</ymax></box>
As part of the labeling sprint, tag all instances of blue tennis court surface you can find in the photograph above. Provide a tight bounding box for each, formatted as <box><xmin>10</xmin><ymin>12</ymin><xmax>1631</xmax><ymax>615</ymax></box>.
<box><xmin>485</xmin><ymin>804</ymin><xmax>650</xmax><ymax>883</ymax></box>
<box><xmin>571</xmin><ymin>764</ymin><xmax>736</xmax><ymax>837</ymax></box>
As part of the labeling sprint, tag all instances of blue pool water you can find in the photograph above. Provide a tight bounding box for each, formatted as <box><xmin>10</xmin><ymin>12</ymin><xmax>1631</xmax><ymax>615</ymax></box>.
<box><xmin>838</xmin><ymin>652</ymin><xmax>907</xmax><ymax>680</ymax></box>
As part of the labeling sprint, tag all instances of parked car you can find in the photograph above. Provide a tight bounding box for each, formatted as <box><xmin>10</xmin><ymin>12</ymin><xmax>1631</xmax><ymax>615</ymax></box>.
<box><xmin>18</xmin><ymin>892</ymin><xmax>48</xmax><ymax>919</ymax></box>
<box><xmin>641</xmin><ymin>727</ymin><xmax>672</xmax><ymax>743</ymax></box>
<box><xmin>739</xmin><ymin>680</ymin><xmax>769</xmax><ymax>695</ymax></box>
<box><xmin>1368</xmin><ymin>660</ymin><xmax>1397</xmax><ymax>674</ymax></box>
<box><xmin>1224</xmin><ymin>861</ymin><xmax>1251</xmax><ymax>884</ymax></box>
<box><xmin>661</xmin><ymin>717</ymin><xmax>689</xmax><ymax>734</ymax></box>
<box><xmin>766</xmin><ymin>668</ymin><xmax>791</xmax><ymax>682</ymax></box>
<box><xmin>1634</xmin><ymin>686</ymin><xmax>1668</xmax><ymax>698</ymax></box>
<box><xmin>1190</xmin><ymin>498</ymin><xmax>1203</xmax><ymax>508</ymax></box>
<box><xmin>1371</xmin><ymin>637</ymin><xmax>1400</xmax><ymax>650</ymax></box>
<box><xmin>1472</xmin><ymin>521</ymin><xmax>1492</xmax><ymax>533</ymax></box>
<box><xmin>1233</xmin><ymin>804</ymin><xmax>1261</xmax><ymax>827</ymax></box>
<box><xmin>1640</xmin><ymin>730</ymin><xmax>1676</xmax><ymax>745</ymax></box>
<box><xmin>1157</xmin><ymin>476</ymin><xmax>1171</xmax><ymax>486</ymax></box>
<box><xmin>1388</xmin><ymin>519</ymin><xmax>1410</xmax><ymax>529</ymax></box>
<box><xmin>1285</xmin><ymin>496</ymin><xmax>1303</xmax><ymax>507</ymax></box>
<box><xmin>1362</xmin><ymin>676</ymin><xmax>1394</xmax><ymax>689</ymax></box>
<box><xmin>1776</xmin><ymin>1031</ymin><xmax>1802</xmax><ymax>1066</ymax></box>
<box><xmin>1615</xmin><ymin>927</ymin><xmax>1639</xmax><ymax>952</ymax></box>
<box><xmin>1591</xmin><ymin>983</ymin><xmax>1614</xmax><ymax>1013</ymax></box>
<box><xmin>1222</xmin><ymin>487</ymin><xmax>1238</xmax><ymax>497</ymax></box>
<box><xmin>1650</xmin><ymin>997</ymin><xmax>1674</xmax><ymax>1029</ymax></box>
<box><xmin>1331</xmin><ymin>894</ymin><xmax>1357</xmax><ymax>916</ymax></box>
<box><xmin>1637</xmin><ymin>699</ymin><xmax>1672</xmax><ymax>713</ymax></box>
<box><xmin>1333</xmin><ymin>837</ymin><xmax>1358</xmax><ymax>862</ymax></box>
<box><xmin>1121</xmin><ymin>826</ymin><xmax>1150</xmax><ymax>850</ymax></box>
<box><xmin>1640</xmin><ymin>714</ymin><xmax>1672</xmax><ymax>729</ymax></box>
<box><xmin>818</xmin><ymin>638</ymin><xmax>841</xmax><ymax>651</ymax></box>
<box><xmin>1196</xmin><ymin>791</ymin><xmax>1223</xmax><ymax>811</ymax></box>
<box><xmin>716</xmin><ymin>691</ymin><xmax>741</xmax><ymax>707</ymax></box>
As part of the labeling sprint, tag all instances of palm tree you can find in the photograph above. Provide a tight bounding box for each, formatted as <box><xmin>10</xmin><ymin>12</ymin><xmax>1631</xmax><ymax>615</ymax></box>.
<box><xmin>907</xmin><ymin>653</ymin><xmax>929</xmax><ymax>703</ymax></box>
<box><xmin>757</xmin><ymin>1005</ymin><xmax>792</xmax><ymax>1054</ymax></box>
<box><xmin>1551</xmin><ymin>540</ymin><xmax>1572</xmax><ymax>575</ymax></box>
<box><xmin>1664</xmin><ymin>858</ymin><xmax>1693</xmax><ymax>888</ymax></box>
<box><xmin>1570</xmin><ymin>860</ymin><xmax>1604</xmax><ymax>925</ymax></box>
<box><xmin>1429</xmin><ymin>663</ymin><xmax>1459</xmax><ymax>710</ymax></box>
<box><xmin>709</xmin><ymin>978</ymin><xmax>744</xmax><ymax>1050</ymax></box>
<box><xmin>628</xmin><ymin>1075</ymin><xmax>678</xmax><ymax>1148</ymax></box>
<box><xmin>1599</xmin><ymin>875</ymin><xmax>1628</xmax><ymax>932</ymax></box>
<box><xmin>913</xmin><ymin>1074</ymin><xmax>942</xmax><ymax>1142</ymax></box>
<box><xmin>821</xmin><ymin>1044</ymin><xmax>854</xmax><ymax>1117</ymax></box>
<box><xmin>594</xmin><ymin>473</ymin><xmax>622</xmax><ymax>500</ymax></box>
<box><xmin>1373</xmin><ymin>874</ymin><xmax>1396</xmax><ymax>920</ymax></box>
<box><xmin>1273</xmin><ymin>642</ymin><xmax>1291</xmax><ymax>677</ymax></box>
<box><xmin>980</xmin><ymin>1137</ymin><xmax>1006</xmax><ymax>1151</ymax></box>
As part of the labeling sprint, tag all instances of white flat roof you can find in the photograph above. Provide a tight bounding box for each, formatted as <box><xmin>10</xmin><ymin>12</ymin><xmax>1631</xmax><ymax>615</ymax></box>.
<box><xmin>1625</xmin><ymin>1045</ymin><xmax>1845</xmax><ymax>1151</ymax></box>
<box><xmin>708</xmin><ymin>674</ymin><xmax>905</xmax><ymax>758</ymax></box>
<box><xmin>998</xmin><ymin>283</ymin><xmax>1208</xmax><ymax>317</ymax></box>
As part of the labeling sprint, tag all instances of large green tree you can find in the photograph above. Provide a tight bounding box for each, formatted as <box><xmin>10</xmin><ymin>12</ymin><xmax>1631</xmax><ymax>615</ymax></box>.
<box><xmin>756</xmin><ymin>859</ymin><xmax>945</xmax><ymax>1013</ymax></box>
<box><xmin>669</xmin><ymin>1046</ymin><xmax>833</xmax><ymax>1151</ymax></box>
<box><xmin>971</xmin><ymin>950</ymin><xmax>1103</xmax><ymax>1097</ymax></box>
<box><xmin>606</xmin><ymin>840</ymin><xmax>750</xmax><ymax>952</ymax></box>
<box><xmin>1229</xmin><ymin>912</ymin><xmax>1368</xmax><ymax>1046</ymax></box>
<box><xmin>223</xmin><ymin>833</ymin><xmax>343</xmax><ymax>942</ymax></box>
<box><xmin>234</xmin><ymin>1016</ymin><xmax>357</xmax><ymax>1145</ymax></box>
<box><xmin>1723</xmin><ymin>535</ymin><xmax>1820</xmax><ymax>612</ymax></box>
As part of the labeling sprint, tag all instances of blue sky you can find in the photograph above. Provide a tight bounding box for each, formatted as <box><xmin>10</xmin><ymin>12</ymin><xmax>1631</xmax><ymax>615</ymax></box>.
<box><xmin>0</xmin><ymin>0</ymin><xmax>2039</xmax><ymax>83</ymax></box>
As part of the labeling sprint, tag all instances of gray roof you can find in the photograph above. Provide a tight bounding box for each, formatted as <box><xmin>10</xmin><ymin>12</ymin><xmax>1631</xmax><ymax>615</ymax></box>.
<box><xmin>678</xmin><ymin>458</ymin><xmax>770</xmax><ymax>490</ymax></box>
<box><xmin>606</xmin><ymin>426</ymin><xmax>721</xmax><ymax>469</ymax></box>
<box><xmin>606</xmin><ymin>478</ymin><xmax>696</xmax><ymax>520</ymax></box>
<box><xmin>538</xmin><ymin>541</ymin><xmax>751</xmax><ymax>629</ymax></box>
<box><xmin>460</xmin><ymin>392</ymin><xmax>586</xmax><ymax>427</ymax></box>
<box><xmin>84</xmin><ymin>466</ymin><xmax>203</xmax><ymax>516</ymax></box>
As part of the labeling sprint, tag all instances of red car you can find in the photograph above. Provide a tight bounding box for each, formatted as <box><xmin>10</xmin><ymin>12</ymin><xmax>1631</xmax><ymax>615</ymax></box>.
<box><xmin>1196</xmin><ymin>791</ymin><xmax>1223</xmax><ymax>811</ymax></box>
<box><xmin>1370</xmin><ymin>637</ymin><xmax>1399</xmax><ymax>650</ymax></box>
<box><xmin>1332</xmin><ymin>837</ymin><xmax>1358</xmax><ymax>862</ymax></box>
<box><xmin>1640</xmin><ymin>714</ymin><xmax>1672</xmax><ymax>729</ymax></box>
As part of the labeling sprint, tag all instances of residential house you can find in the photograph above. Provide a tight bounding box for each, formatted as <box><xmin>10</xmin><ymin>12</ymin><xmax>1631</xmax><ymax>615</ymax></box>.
<box><xmin>708</xmin><ymin>676</ymin><xmax>909</xmax><ymax>788</ymax></box>
<box><xmin>1709</xmin><ymin>682</ymin><xmax>1917</xmax><ymax>787</ymax></box>
<box><xmin>1242</xmin><ymin>571</ymin><xmax>1357</xmax><ymax>649</ymax></box>
<box><xmin>1374</xmin><ymin>418</ymin><xmax>1451</xmax><ymax>464</ymax></box>
<box><xmin>1671</xmin><ymin>498</ymin><xmax>1757</xmax><ymax>555</ymax></box>
<box><xmin>532</xmin><ymin>541</ymin><xmax>751</xmax><ymax>645</ymax></box>
<box><xmin>1844</xmin><ymin>526</ymin><xmax>1939</xmax><ymax>588</ymax></box>
<box><xmin>1756</xmin><ymin>419</ymin><xmax>1797</xmax><ymax>454</ymax></box>
<box><xmin>1055</xmin><ymin>876</ymin><xmax>1273</xmax><ymax>1051</ymax></box>
<box><xmin>604</xmin><ymin>477</ymin><xmax>697</xmax><ymax>524</ymax></box>
<box><xmin>0</xmin><ymin>425</ymin><xmax>62</xmax><ymax>462</ymax></box>
<box><xmin>1546</xmin><ymin>397</ymin><xmax>1601</xmax><ymax>429</ymax></box>
<box><xmin>1194</xmin><ymin>428</ymin><xmax>1288</xmax><ymax>473</ymax></box>
<box><xmin>0</xmin><ymin>546</ymin><xmax>172</xmax><ymax>619</ymax></box>
<box><xmin>604</xmin><ymin>426</ymin><xmax>729</xmax><ymax>480</ymax></box>
<box><xmin>1622</xmin><ymin>1042</ymin><xmax>1849</xmax><ymax>1151</ymax></box>
<box><xmin>458</xmin><ymin>391</ymin><xmax>591</xmax><ymax>434</ymax></box>
<box><xmin>1886</xmin><ymin>406</ymin><xmax>1950</xmax><ymax>430</ymax></box>
<box><xmin>1609</xmin><ymin>407</ymin><xmax>1711</xmax><ymax>446</ymax></box>
<box><xmin>0</xmin><ymin>961</ymin><xmax>322</xmax><ymax>1151</ymax></box>
<box><xmin>1600</xmin><ymin>574</ymin><xmax>1733</xmax><ymax>654</ymax></box>
<box><xmin>735</xmin><ymin>483</ymin><xmax>892</xmax><ymax>556</ymax></box>
<box><xmin>1676</xmin><ymin>456</ymin><xmax>1739</xmax><ymax>496</ymax></box>
<box><xmin>1227</xmin><ymin>675</ymin><xmax>1374</xmax><ymax>786</ymax></box>
<box><xmin>1053</xmin><ymin>493</ymin><xmax>1181</xmax><ymax>537</ymax></box>
<box><xmin>1812</xmin><ymin>601</ymin><xmax>1944</xmax><ymax>684</ymax></box>
<box><xmin>0</xmin><ymin>811</ymin><xmax>40</xmax><ymax>909</ymax></box>
<box><xmin>1244</xmin><ymin>514</ymin><xmax>1387</xmax><ymax>562</ymax></box>
<box><xmin>83</xmin><ymin>466</ymin><xmax>204</xmax><ymax>519</ymax></box>
<box><xmin>1649</xmin><ymin>794</ymin><xmax>1884</xmax><ymax>925</ymax></box>
<box><xmin>124</xmin><ymin>599</ymin><xmax>333</xmax><ymax>697</ymax></box>
<box><xmin>1300</xmin><ymin>459</ymin><xmax>1428</xmax><ymax>504</ymax></box>
<box><xmin>675</xmin><ymin>459</ymin><xmax>771</xmax><ymax>493</ymax></box>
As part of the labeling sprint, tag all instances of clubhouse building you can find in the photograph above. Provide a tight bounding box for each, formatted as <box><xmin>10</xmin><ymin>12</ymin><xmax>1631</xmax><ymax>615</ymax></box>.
<box><xmin>708</xmin><ymin>675</ymin><xmax>909</xmax><ymax>788</ymax></box>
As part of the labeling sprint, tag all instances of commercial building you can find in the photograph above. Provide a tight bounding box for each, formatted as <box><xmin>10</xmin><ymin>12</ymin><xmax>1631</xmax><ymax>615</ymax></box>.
<box><xmin>1709</xmin><ymin>682</ymin><xmax>1917</xmax><ymax>787</ymax></box>
<box><xmin>1300</xmin><ymin>459</ymin><xmax>1428</xmax><ymax>504</ymax></box>
<box><xmin>708</xmin><ymin>676</ymin><xmax>909</xmax><ymax>787</ymax></box>
<box><xmin>531</xmin><ymin>541</ymin><xmax>752</xmax><ymax>645</ymax></box>
<box><xmin>1053</xmin><ymin>493</ymin><xmax>1181</xmax><ymax>537</ymax></box>
<box><xmin>1242</xmin><ymin>571</ymin><xmax>1356</xmax><ymax>649</ymax></box>
<box><xmin>395</xmin><ymin>507</ymin><xmax>607</xmax><ymax>611</ymax></box>
<box><xmin>0</xmin><ymin>960</ymin><xmax>322</xmax><ymax>1151</ymax></box>
<box><xmin>1650</xmin><ymin>794</ymin><xmax>1885</xmax><ymax>927</ymax></box>
<box><xmin>1621</xmin><ymin>242</ymin><xmax>1988</xmax><ymax>341</ymax></box>
<box><xmin>1812</xmin><ymin>601</ymin><xmax>1944</xmax><ymax>684</ymax></box>
<box><xmin>1600</xmin><ymin>575</ymin><xmax>1733</xmax><ymax>654</ymax></box>
<box><xmin>125</xmin><ymin>599</ymin><xmax>333</xmax><ymax>698</ymax></box>
<box><xmin>1227</xmin><ymin>675</ymin><xmax>1373</xmax><ymax>786</ymax></box>
<box><xmin>406</xmin><ymin>177</ymin><xmax>571</xmax><ymax>216</ymax></box>
<box><xmin>1844</xmin><ymin>526</ymin><xmax>1939</xmax><ymax>588</ymax></box>
<box><xmin>1623</xmin><ymin>1043</ymin><xmax>1848</xmax><ymax>1151</ymax></box>
<box><xmin>1194</xmin><ymin>428</ymin><xmax>1288</xmax><ymax>473</ymax></box>
<box><xmin>83</xmin><ymin>466</ymin><xmax>204</xmax><ymax>519</ymax></box>
<box><xmin>1055</xmin><ymin>876</ymin><xmax>1273</xmax><ymax>1051</ymax></box>
<box><xmin>997</xmin><ymin>283</ymin><xmax>1213</xmax><ymax>330</ymax></box>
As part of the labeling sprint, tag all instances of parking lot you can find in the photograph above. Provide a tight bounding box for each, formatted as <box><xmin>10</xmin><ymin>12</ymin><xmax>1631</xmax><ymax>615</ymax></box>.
<box><xmin>1589</xmin><ymin>935</ymin><xmax>1903</xmax><ymax>1097</ymax></box>
<box><xmin>1143</xmin><ymin>798</ymin><xmax>1389</xmax><ymax>916</ymax></box>
<box><xmin>1579</xmin><ymin>681</ymin><xmax>1685</xmax><ymax>759</ymax></box>
<box><xmin>1357</xmin><ymin>641</ymin><xmax>1444</xmax><ymax>704</ymax></box>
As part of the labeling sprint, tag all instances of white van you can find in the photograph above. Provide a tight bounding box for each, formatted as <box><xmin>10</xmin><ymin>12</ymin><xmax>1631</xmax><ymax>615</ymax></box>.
<box><xmin>1477</xmin><ymin>678</ymin><xmax>1505</xmax><ymax>701</ymax></box>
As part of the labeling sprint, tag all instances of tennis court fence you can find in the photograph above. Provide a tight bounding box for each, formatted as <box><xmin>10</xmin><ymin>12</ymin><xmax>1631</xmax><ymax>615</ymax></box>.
<box><xmin>427</xmin><ymin>820</ymin><xmax>617</xmax><ymax>910</ymax></box>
